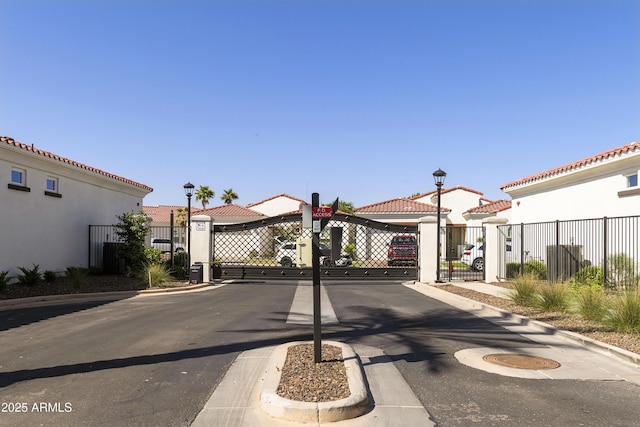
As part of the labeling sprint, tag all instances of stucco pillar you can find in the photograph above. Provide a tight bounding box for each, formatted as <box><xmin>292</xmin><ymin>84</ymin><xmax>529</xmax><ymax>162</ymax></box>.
<box><xmin>482</xmin><ymin>216</ymin><xmax>509</xmax><ymax>284</ymax></box>
<box><xmin>190</xmin><ymin>215</ymin><xmax>213</xmax><ymax>283</ymax></box>
<box><xmin>418</xmin><ymin>216</ymin><xmax>439</xmax><ymax>283</ymax></box>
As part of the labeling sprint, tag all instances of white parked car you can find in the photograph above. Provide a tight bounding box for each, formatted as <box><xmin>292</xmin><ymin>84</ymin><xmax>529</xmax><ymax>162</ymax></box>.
<box><xmin>151</xmin><ymin>238</ymin><xmax>185</xmax><ymax>253</ymax></box>
<box><xmin>461</xmin><ymin>244</ymin><xmax>484</xmax><ymax>271</ymax></box>
<box><xmin>276</xmin><ymin>242</ymin><xmax>331</xmax><ymax>267</ymax></box>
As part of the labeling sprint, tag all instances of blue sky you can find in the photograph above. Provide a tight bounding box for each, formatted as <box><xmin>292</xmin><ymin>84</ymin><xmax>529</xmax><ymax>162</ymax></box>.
<box><xmin>2</xmin><ymin>0</ymin><xmax>639</xmax><ymax>208</ymax></box>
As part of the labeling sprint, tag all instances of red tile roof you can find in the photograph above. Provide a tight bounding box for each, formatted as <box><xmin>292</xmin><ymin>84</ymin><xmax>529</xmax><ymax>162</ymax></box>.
<box><xmin>2</xmin><ymin>136</ymin><xmax>153</xmax><ymax>192</ymax></box>
<box><xmin>465</xmin><ymin>199</ymin><xmax>512</xmax><ymax>214</ymax></box>
<box><xmin>411</xmin><ymin>186</ymin><xmax>484</xmax><ymax>200</ymax></box>
<box><xmin>197</xmin><ymin>203</ymin><xmax>265</xmax><ymax>217</ymax></box>
<box><xmin>143</xmin><ymin>205</ymin><xmax>185</xmax><ymax>223</ymax></box>
<box><xmin>501</xmin><ymin>141</ymin><xmax>640</xmax><ymax>190</ymax></box>
<box><xmin>355</xmin><ymin>198</ymin><xmax>450</xmax><ymax>214</ymax></box>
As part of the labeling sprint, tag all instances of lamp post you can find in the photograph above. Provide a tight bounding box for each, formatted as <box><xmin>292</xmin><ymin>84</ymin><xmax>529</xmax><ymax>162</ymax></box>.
<box><xmin>183</xmin><ymin>182</ymin><xmax>195</xmax><ymax>271</ymax></box>
<box><xmin>433</xmin><ymin>168</ymin><xmax>446</xmax><ymax>283</ymax></box>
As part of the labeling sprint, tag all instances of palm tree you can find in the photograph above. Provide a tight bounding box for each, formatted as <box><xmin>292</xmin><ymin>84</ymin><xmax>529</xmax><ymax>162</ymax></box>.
<box><xmin>195</xmin><ymin>185</ymin><xmax>215</xmax><ymax>209</ymax></box>
<box><xmin>221</xmin><ymin>188</ymin><xmax>239</xmax><ymax>204</ymax></box>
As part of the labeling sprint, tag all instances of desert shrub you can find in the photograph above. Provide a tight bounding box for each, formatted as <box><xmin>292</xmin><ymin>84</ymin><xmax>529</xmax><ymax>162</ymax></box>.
<box><xmin>574</xmin><ymin>286</ymin><xmax>608</xmax><ymax>322</ymax></box>
<box><xmin>505</xmin><ymin>263</ymin><xmax>522</xmax><ymax>279</ymax></box>
<box><xmin>114</xmin><ymin>210</ymin><xmax>149</xmax><ymax>275</ymax></box>
<box><xmin>66</xmin><ymin>266</ymin><xmax>88</xmax><ymax>289</ymax></box>
<box><xmin>144</xmin><ymin>246</ymin><xmax>164</xmax><ymax>265</ymax></box>
<box><xmin>606</xmin><ymin>253</ymin><xmax>638</xmax><ymax>291</ymax></box>
<box><xmin>174</xmin><ymin>251</ymin><xmax>189</xmax><ymax>270</ymax></box>
<box><xmin>507</xmin><ymin>273</ymin><xmax>540</xmax><ymax>307</ymax></box>
<box><xmin>17</xmin><ymin>264</ymin><xmax>42</xmax><ymax>286</ymax></box>
<box><xmin>536</xmin><ymin>282</ymin><xmax>571</xmax><ymax>312</ymax></box>
<box><xmin>606</xmin><ymin>290</ymin><xmax>640</xmax><ymax>333</ymax></box>
<box><xmin>570</xmin><ymin>265</ymin><xmax>604</xmax><ymax>293</ymax></box>
<box><xmin>145</xmin><ymin>263</ymin><xmax>172</xmax><ymax>287</ymax></box>
<box><xmin>524</xmin><ymin>260</ymin><xmax>547</xmax><ymax>280</ymax></box>
<box><xmin>0</xmin><ymin>270</ymin><xmax>10</xmax><ymax>293</ymax></box>
<box><xmin>44</xmin><ymin>270</ymin><xmax>58</xmax><ymax>283</ymax></box>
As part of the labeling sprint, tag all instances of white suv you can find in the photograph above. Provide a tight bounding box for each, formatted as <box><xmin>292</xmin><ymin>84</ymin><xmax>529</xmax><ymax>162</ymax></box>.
<box><xmin>151</xmin><ymin>238</ymin><xmax>185</xmax><ymax>253</ymax></box>
<box><xmin>276</xmin><ymin>242</ymin><xmax>330</xmax><ymax>267</ymax></box>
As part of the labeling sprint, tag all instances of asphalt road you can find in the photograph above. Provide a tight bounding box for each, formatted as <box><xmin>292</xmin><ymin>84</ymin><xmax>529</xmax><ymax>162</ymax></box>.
<box><xmin>1</xmin><ymin>280</ymin><xmax>639</xmax><ymax>427</ymax></box>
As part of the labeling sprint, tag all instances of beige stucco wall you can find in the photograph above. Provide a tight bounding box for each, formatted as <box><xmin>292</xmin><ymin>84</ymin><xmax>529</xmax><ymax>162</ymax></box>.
<box><xmin>1</xmin><ymin>143</ymin><xmax>150</xmax><ymax>278</ymax></box>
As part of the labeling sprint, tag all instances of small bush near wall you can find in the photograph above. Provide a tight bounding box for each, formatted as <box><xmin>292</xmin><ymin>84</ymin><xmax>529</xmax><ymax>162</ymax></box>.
<box><xmin>0</xmin><ymin>271</ymin><xmax>9</xmax><ymax>293</ymax></box>
<box><xmin>570</xmin><ymin>265</ymin><xmax>604</xmax><ymax>293</ymax></box>
<box><xmin>606</xmin><ymin>254</ymin><xmax>638</xmax><ymax>291</ymax></box>
<box><xmin>44</xmin><ymin>270</ymin><xmax>58</xmax><ymax>283</ymax></box>
<box><xmin>17</xmin><ymin>264</ymin><xmax>42</xmax><ymax>286</ymax></box>
<box><xmin>524</xmin><ymin>260</ymin><xmax>547</xmax><ymax>280</ymax></box>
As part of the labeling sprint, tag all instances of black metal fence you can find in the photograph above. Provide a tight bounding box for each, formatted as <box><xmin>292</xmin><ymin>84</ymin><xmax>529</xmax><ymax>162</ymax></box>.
<box><xmin>213</xmin><ymin>213</ymin><xmax>419</xmax><ymax>279</ymax></box>
<box><xmin>89</xmin><ymin>225</ymin><xmax>187</xmax><ymax>273</ymax></box>
<box><xmin>497</xmin><ymin>216</ymin><xmax>640</xmax><ymax>290</ymax></box>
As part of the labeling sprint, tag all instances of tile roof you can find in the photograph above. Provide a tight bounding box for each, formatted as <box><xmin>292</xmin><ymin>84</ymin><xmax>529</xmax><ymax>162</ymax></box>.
<box><xmin>2</xmin><ymin>136</ymin><xmax>153</xmax><ymax>192</ymax></box>
<box><xmin>501</xmin><ymin>141</ymin><xmax>640</xmax><ymax>190</ymax></box>
<box><xmin>355</xmin><ymin>198</ymin><xmax>450</xmax><ymax>214</ymax></box>
<box><xmin>143</xmin><ymin>205</ymin><xmax>186</xmax><ymax>223</ymax></box>
<box><xmin>464</xmin><ymin>199</ymin><xmax>512</xmax><ymax>214</ymax></box>
<box><xmin>411</xmin><ymin>186</ymin><xmax>484</xmax><ymax>200</ymax></box>
<box><xmin>197</xmin><ymin>203</ymin><xmax>265</xmax><ymax>217</ymax></box>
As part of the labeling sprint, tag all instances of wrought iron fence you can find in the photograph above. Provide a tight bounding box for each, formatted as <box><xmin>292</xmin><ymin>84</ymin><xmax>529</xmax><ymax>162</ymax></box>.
<box><xmin>88</xmin><ymin>225</ymin><xmax>187</xmax><ymax>273</ymax></box>
<box><xmin>497</xmin><ymin>216</ymin><xmax>640</xmax><ymax>290</ymax></box>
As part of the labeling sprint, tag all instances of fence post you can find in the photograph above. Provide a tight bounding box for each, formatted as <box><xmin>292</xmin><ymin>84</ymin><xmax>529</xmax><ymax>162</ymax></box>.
<box><xmin>418</xmin><ymin>216</ymin><xmax>439</xmax><ymax>283</ymax></box>
<box><xmin>190</xmin><ymin>215</ymin><xmax>213</xmax><ymax>283</ymax></box>
<box><xmin>483</xmin><ymin>217</ymin><xmax>509</xmax><ymax>284</ymax></box>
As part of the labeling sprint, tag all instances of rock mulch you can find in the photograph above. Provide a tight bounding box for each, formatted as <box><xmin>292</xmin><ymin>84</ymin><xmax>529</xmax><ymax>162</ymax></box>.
<box><xmin>276</xmin><ymin>343</ymin><xmax>351</xmax><ymax>402</ymax></box>
<box><xmin>439</xmin><ymin>284</ymin><xmax>640</xmax><ymax>356</ymax></box>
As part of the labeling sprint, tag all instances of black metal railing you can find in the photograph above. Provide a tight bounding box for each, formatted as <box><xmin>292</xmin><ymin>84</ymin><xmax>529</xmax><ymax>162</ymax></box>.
<box><xmin>498</xmin><ymin>216</ymin><xmax>639</xmax><ymax>289</ymax></box>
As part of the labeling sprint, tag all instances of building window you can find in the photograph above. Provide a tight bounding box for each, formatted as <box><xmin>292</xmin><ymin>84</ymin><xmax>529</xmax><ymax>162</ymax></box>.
<box><xmin>46</xmin><ymin>177</ymin><xmax>57</xmax><ymax>192</ymax></box>
<box><xmin>11</xmin><ymin>168</ymin><xmax>25</xmax><ymax>185</ymax></box>
<box><xmin>8</xmin><ymin>168</ymin><xmax>30</xmax><ymax>192</ymax></box>
<box><xmin>627</xmin><ymin>173</ymin><xmax>638</xmax><ymax>188</ymax></box>
<box><xmin>45</xmin><ymin>177</ymin><xmax>62</xmax><ymax>198</ymax></box>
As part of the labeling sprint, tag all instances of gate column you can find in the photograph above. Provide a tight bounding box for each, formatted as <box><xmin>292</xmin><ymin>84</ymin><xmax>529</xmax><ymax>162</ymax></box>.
<box><xmin>483</xmin><ymin>217</ymin><xmax>508</xmax><ymax>284</ymax></box>
<box><xmin>190</xmin><ymin>215</ymin><xmax>213</xmax><ymax>283</ymax></box>
<box><xmin>418</xmin><ymin>216</ymin><xmax>439</xmax><ymax>283</ymax></box>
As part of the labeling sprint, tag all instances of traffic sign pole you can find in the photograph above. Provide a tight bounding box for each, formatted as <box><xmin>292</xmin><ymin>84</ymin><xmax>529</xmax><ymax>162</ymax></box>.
<box><xmin>312</xmin><ymin>193</ymin><xmax>322</xmax><ymax>363</ymax></box>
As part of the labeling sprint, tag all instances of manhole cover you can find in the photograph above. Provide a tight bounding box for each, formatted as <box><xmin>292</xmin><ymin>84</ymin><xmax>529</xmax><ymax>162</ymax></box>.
<box><xmin>483</xmin><ymin>353</ymin><xmax>561</xmax><ymax>370</ymax></box>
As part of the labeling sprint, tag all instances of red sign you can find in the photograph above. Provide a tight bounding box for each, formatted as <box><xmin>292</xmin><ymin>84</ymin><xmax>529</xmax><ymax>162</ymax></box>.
<box><xmin>312</xmin><ymin>206</ymin><xmax>333</xmax><ymax>219</ymax></box>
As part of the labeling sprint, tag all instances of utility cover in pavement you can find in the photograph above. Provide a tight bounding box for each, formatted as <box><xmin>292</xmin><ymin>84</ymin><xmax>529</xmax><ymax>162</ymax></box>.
<box><xmin>483</xmin><ymin>353</ymin><xmax>561</xmax><ymax>370</ymax></box>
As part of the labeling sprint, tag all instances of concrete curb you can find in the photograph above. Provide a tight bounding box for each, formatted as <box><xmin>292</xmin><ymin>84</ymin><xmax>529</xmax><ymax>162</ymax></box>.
<box><xmin>260</xmin><ymin>340</ymin><xmax>369</xmax><ymax>424</ymax></box>
<box><xmin>0</xmin><ymin>282</ymin><xmax>218</xmax><ymax>311</ymax></box>
<box><xmin>409</xmin><ymin>282</ymin><xmax>640</xmax><ymax>367</ymax></box>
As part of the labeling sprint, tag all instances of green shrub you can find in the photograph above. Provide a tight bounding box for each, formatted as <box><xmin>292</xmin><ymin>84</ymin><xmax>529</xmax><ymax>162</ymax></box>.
<box><xmin>606</xmin><ymin>290</ymin><xmax>640</xmax><ymax>333</ymax></box>
<box><xmin>144</xmin><ymin>246</ymin><xmax>164</xmax><ymax>265</ymax></box>
<box><xmin>17</xmin><ymin>264</ymin><xmax>42</xmax><ymax>286</ymax></box>
<box><xmin>507</xmin><ymin>273</ymin><xmax>540</xmax><ymax>306</ymax></box>
<box><xmin>570</xmin><ymin>265</ymin><xmax>604</xmax><ymax>293</ymax></box>
<box><xmin>145</xmin><ymin>263</ymin><xmax>173</xmax><ymax>287</ymax></box>
<box><xmin>44</xmin><ymin>270</ymin><xmax>58</xmax><ymax>283</ymax></box>
<box><xmin>606</xmin><ymin>253</ymin><xmax>638</xmax><ymax>291</ymax></box>
<box><xmin>524</xmin><ymin>260</ymin><xmax>547</xmax><ymax>280</ymax></box>
<box><xmin>574</xmin><ymin>286</ymin><xmax>608</xmax><ymax>322</ymax></box>
<box><xmin>0</xmin><ymin>270</ymin><xmax>10</xmax><ymax>293</ymax></box>
<box><xmin>505</xmin><ymin>263</ymin><xmax>522</xmax><ymax>279</ymax></box>
<box><xmin>536</xmin><ymin>282</ymin><xmax>571</xmax><ymax>312</ymax></box>
<box><xmin>174</xmin><ymin>251</ymin><xmax>189</xmax><ymax>270</ymax></box>
<box><xmin>172</xmin><ymin>265</ymin><xmax>186</xmax><ymax>280</ymax></box>
<box><xmin>66</xmin><ymin>266</ymin><xmax>88</xmax><ymax>289</ymax></box>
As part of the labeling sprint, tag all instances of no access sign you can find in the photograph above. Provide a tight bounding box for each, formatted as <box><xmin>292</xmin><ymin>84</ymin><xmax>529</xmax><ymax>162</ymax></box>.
<box><xmin>312</xmin><ymin>206</ymin><xmax>333</xmax><ymax>219</ymax></box>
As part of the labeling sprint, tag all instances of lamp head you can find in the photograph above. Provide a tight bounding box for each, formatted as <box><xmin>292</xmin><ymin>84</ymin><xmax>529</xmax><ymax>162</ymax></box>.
<box><xmin>432</xmin><ymin>168</ymin><xmax>446</xmax><ymax>187</ymax></box>
<box><xmin>183</xmin><ymin>182</ymin><xmax>195</xmax><ymax>197</ymax></box>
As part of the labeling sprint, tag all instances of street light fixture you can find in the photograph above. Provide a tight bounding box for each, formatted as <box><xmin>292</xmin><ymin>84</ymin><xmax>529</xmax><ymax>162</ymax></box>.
<box><xmin>433</xmin><ymin>168</ymin><xmax>446</xmax><ymax>283</ymax></box>
<box><xmin>183</xmin><ymin>182</ymin><xmax>195</xmax><ymax>271</ymax></box>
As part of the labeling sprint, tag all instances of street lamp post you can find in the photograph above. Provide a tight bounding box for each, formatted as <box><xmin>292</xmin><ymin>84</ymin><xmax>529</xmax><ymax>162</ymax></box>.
<box><xmin>183</xmin><ymin>182</ymin><xmax>195</xmax><ymax>272</ymax></box>
<box><xmin>433</xmin><ymin>168</ymin><xmax>446</xmax><ymax>283</ymax></box>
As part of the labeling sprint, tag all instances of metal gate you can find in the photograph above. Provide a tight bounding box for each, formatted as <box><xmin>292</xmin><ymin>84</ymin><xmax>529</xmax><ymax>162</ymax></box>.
<box><xmin>440</xmin><ymin>225</ymin><xmax>485</xmax><ymax>282</ymax></box>
<box><xmin>212</xmin><ymin>212</ymin><xmax>418</xmax><ymax>280</ymax></box>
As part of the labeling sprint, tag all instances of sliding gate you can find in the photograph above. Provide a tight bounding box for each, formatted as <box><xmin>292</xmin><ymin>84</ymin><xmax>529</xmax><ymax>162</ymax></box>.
<box><xmin>212</xmin><ymin>212</ymin><xmax>418</xmax><ymax>280</ymax></box>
